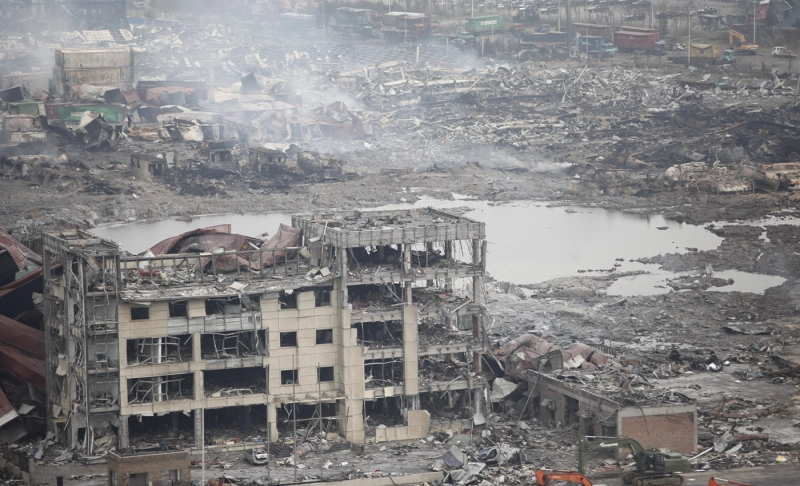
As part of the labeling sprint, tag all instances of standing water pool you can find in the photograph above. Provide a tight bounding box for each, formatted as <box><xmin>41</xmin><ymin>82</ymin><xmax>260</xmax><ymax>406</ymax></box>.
<box><xmin>93</xmin><ymin>199</ymin><xmax>728</xmax><ymax>289</ymax></box>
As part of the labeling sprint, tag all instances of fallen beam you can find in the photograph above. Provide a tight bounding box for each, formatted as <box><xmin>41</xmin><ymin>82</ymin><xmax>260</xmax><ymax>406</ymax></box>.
<box><xmin>0</xmin><ymin>315</ymin><xmax>44</xmax><ymax>359</ymax></box>
<box><xmin>733</xmin><ymin>434</ymin><xmax>769</xmax><ymax>442</ymax></box>
<box><xmin>0</xmin><ymin>343</ymin><xmax>45</xmax><ymax>391</ymax></box>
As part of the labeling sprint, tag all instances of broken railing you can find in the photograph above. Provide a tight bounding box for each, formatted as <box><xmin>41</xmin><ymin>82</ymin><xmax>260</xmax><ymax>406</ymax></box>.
<box><xmin>119</xmin><ymin>244</ymin><xmax>332</xmax><ymax>286</ymax></box>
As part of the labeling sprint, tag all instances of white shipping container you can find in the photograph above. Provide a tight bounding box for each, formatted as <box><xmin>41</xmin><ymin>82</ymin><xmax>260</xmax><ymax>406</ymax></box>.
<box><xmin>57</xmin><ymin>48</ymin><xmax>133</xmax><ymax>69</ymax></box>
<box><xmin>61</xmin><ymin>67</ymin><xmax>134</xmax><ymax>85</ymax></box>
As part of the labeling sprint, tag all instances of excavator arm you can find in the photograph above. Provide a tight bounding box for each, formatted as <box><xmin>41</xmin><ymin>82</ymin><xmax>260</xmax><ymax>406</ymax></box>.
<box><xmin>579</xmin><ymin>436</ymin><xmax>646</xmax><ymax>474</ymax></box>
<box><xmin>729</xmin><ymin>30</ymin><xmax>745</xmax><ymax>46</ymax></box>
<box><xmin>536</xmin><ymin>469</ymin><xmax>593</xmax><ymax>486</ymax></box>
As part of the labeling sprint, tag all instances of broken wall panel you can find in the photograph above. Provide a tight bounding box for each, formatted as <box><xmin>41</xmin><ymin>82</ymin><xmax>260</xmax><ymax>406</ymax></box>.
<box><xmin>0</xmin><ymin>387</ymin><xmax>18</xmax><ymax>428</ymax></box>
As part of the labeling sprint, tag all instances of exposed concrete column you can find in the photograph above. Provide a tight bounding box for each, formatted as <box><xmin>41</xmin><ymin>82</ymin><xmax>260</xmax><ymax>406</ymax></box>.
<box><xmin>267</xmin><ymin>404</ymin><xmax>278</xmax><ymax>442</ymax></box>
<box><xmin>425</xmin><ymin>243</ymin><xmax>434</xmax><ymax>287</ymax></box>
<box><xmin>118</xmin><ymin>416</ymin><xmax>129</xmax><ymax>449</ymax></box>
<box><xmin>472</xmin><ymin>239</ymin><xmax>482</xmax><ymax>373</ymax></box>
<box><xmin>192</xmin><ymin>333</ymin><xmax>201</xmax><ymax>362</ymax></box>
<box><xmin>403</xmin><ymin>305</ymin><xmax>418</xmax><ymax>396</ymax></box>
<box><xmin>445</xmin><ymin>315</ymin><xmax>453</xmax><ymax>364</ymax></box>
<box><xmin>444</xmin><ymin>241</ymin><xmax>453</xmax><ymax>292</ymax></box>
<box><xmin>194</xmin><ymin>371</ymin><xmax>204</xmax><ymax>402</ymax></box>
<box><xmin>194</xmin><ymin>410</ymin><xmax>203</xmax><ymax>449</ymax></box>
<box><xmin>338</xmin><ymin>322</ymin><xmax>365</xmax><ymax>443</ymax></box>
<box><xmin>338</xmin><ymin>246</ymin><xmax>348</xmax><ymax>309</ymax></box>
<box><xmin>403</xmin><ymin>244</ymin><xmax>412</xmax><ymax>304</ymax></box>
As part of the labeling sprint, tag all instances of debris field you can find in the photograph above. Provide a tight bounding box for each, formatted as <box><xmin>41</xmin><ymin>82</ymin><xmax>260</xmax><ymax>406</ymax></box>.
<box><xmin>2</xmin><ymin>1</ymin><xmax>800</xmax><ymax>486</ymax></box>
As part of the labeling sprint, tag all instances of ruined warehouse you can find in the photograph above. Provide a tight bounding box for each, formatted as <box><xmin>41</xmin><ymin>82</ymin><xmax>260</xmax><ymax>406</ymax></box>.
<box><xmin>41</xmin><ymin>208</ymin><xmax>487</xmax><ymax>455</ymax></box>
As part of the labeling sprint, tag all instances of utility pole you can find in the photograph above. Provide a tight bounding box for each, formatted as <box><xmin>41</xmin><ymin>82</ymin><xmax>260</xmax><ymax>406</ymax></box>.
<box><xmin>688</xmin><ymin>14</ymin><xmax>691</xmax><ymax>65</ymax></box>
<box><xmin>753</xmin><ymin>0</ymin><xmax>757</xmax><ymax>45</ymax></box>
<box><xmin>565</xmin><ymin>0</ymin><xmax>571</xmax><ymax>45</ymax></box>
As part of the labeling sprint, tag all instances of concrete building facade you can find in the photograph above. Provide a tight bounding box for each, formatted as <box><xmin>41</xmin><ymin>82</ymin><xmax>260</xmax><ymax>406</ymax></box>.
<box><xmin>107</xmin><ymin>450</ymin><xmax>190</xmax><ymax>486</ymax></box>
<box><xmin>42</xmin><ymin>208</ymin><xmax>487</xmax><ymax>458</ymax></box>
<box><xmin>529</xmin><ymin>371</ymin><xmax>697</xmax><ymax>454</ymax></box>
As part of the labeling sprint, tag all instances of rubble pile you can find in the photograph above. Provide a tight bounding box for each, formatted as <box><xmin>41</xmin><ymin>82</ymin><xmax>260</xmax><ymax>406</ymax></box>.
<box><xmin>5</xmin><ymin>1</ymin><xmax>800</xmax><ymax>485</ymax></box>
<box><xmin>0</xmin><ymin>228</ymin><xmax>47</xmax><ymax>479</ymax></box>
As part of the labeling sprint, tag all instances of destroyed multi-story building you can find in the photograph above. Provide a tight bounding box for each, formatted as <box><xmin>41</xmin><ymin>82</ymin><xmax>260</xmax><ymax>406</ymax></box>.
<box><xmin>41</xmin><ymin>208</ymin><xmax>487</xmax><ymax>456</ymax></box>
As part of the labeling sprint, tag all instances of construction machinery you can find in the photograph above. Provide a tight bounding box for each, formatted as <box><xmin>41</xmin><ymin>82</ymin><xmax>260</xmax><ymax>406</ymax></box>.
<box><xmin>535</xmin><ymin>469</ymin><xmax>593</xmax><ymax>486</ymax></box>
<box><xmin>773</xmin><ymin>46</ymin><xmax>797</xmax><ymax>58</ymax></box>
<box><xmin>708</xmin><ymin>479</ymin><xmax>752</xmax><ymax>486</ymax></box>
<box><xmin>579</xmin><ymin>436</ymin><xmax>691</xmax><ymax>486</ymax></box>
<box><xmin>728</xmin><ymin>30</ymin><xmax>758</xmax><ymax>55</ymax></box>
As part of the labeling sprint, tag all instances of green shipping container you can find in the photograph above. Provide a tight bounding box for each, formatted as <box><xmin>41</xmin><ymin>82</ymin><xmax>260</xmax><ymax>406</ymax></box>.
<box><xmin>465</xmin><ymin>15</ymin><xmax>503</xmax><ymax>34</ymax></box>
<box><xmin>8</xmin><ymin>101</ymin><xmax>44</xmax><ymax>117</ymax></box>
<box><xmin>46</xmin><ymin>103</ymin><xmax>125</xmax><ymax>124</ymax></box>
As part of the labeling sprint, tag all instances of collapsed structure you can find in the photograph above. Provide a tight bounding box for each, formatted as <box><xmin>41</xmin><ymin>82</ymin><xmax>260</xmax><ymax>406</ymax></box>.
<box><xmin>40</xmin><ymin>208</ymin><xmax>487</xmax><ymax>458</ymax></box>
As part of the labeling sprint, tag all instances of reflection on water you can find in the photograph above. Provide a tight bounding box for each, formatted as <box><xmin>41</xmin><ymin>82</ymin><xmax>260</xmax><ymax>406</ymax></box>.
<box><xmin>93</xmin><ymin>200</ymin><xmax>725</xmax><ymax>287</ymax></box>
<box><xmin>607</xmin><ymin>262</ymin><xmax>786</xmax><ymax>296</ymax></box>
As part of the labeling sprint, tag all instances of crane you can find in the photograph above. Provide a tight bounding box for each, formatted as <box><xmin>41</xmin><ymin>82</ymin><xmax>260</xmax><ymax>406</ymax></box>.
<box><xmin>535</xmin><ymin>469</ymin><xmax>593</xmax><ymax>486</ymax></box>
<box><xmin>709</xmin><ymin>479</ymin><xmax>753</xmax><ymax>486</ymax></box>
<box><xmin>579</xmin><ymin>436</ymin><xmax>690</xmax><ymax>486</ymax></box>
<box><xmin>728</xmin><ymin>30</ymin><xmax>758</xmax><ymax>55</ymax></box>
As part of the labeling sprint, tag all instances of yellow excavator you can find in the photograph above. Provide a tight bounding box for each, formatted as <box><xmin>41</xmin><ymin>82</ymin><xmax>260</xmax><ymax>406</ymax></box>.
<box><xmin>729</xmin><ymin>30</ymin><xmax>758</xmax><ymax>55</ymax></box>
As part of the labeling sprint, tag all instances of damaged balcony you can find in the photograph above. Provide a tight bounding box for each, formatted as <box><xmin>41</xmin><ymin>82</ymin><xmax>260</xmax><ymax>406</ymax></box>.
<box><xmin>355</xmin><ymin>320</ymin><xmax>404</xmax><ymax>359</ymax></box>
<box><xmin>125</xmin><ymin>335</ymin><xmax>192</xmax><ymax>367</ymax></box>
<box><xmin>203</xmin><ymin>368</ymin><xmax>268</xmax><ymax>407</ymax></box>
<box><xmin>293</xmin><ymin>208</ymin><xmax>486</xmax><ymax>248</ymax></box>
<box><xmin>364</xmin><ymin>358</ymin><xmax>404</xmax><ymax>394</ymax></box>
<box><xmin>127</xmin><ymin>374</ymin><xmax>193</xmax><ymax>405</ymax></box>
<box><xmin>119</xmin><ymin>247</ymin><xmax>333</xmax><ymax>301</ymax></box>
<box><xmin>89</xmin><ymin>374</ymin><xmax>121</xmax><ymax>413</ymax></box>
<box><xmin>419</xmin><ymin>353</ymin><xmax>485</xmax><ymax>394</ymax></box>
<box><xmin>349</xmin><ymin>284</ymin><xmax>480</xmax><ymax>323</ymax></box>
<box><xmin>342</xmin><ymin>241</ymin><xmax>484</xmax><ymax>286</ymax></box>
<box><xmin>417</xmin><ymin>316</ymin><xmax>480</xmax><ymax>357</ymax></box>
<box><xmin>358</xmin><ymin>317</ymin><xmax>479</xmax><ymax>360</ymax></box>
<box><xmin>349</xmin><ymin>283</ymin><xmax>405</xmax><ymax>323</ymax></box>
<box><xmin>200</xmin><ymin>330</ymin><xmax>268</xmax><ymax>368</ymax></box>
<box><xmin>164</xmin><ymin>295</ymin><xmax>264</xmax><ymax>335</ymax></box>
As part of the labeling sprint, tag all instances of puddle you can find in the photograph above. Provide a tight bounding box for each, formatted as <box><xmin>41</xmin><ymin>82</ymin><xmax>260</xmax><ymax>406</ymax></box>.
<box><xmin>607</xmin><ymin>263</ymin><xmax>786</xmax><ymax>296</ymax></box>
<box><xmin>94</xmin><ymin>199</ymin><xmax>723</xmax><ymax>287</ymax></box>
